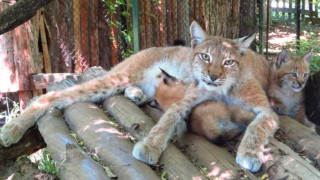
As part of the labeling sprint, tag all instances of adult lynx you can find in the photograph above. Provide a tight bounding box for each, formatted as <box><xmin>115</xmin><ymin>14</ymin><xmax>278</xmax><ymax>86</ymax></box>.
<box><xmin>0</xmin><ymin>21</ymin><xmax>277</xmax><ymax>172</ymax></box>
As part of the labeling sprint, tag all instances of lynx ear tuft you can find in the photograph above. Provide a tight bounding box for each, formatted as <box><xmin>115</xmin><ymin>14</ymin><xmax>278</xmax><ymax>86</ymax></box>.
<box><xmin>235</xmin><ymin>33</ymin><xmax>256</xmax><ymax>53</ymax></box>
<box><xmin>190</xmin><ymin>21</ymin><xmax>207</xmax><ymax>48</ymax></box>
<box><xmin>303</xmin><ymin>49</ymin><xmax>312</xmax><ymax>64</ymax></box>
<box><xmin>159</xmin><ymin>68</ymin><xmax>178</xmax><ymax>85</ymax></box>
<box><xmin>276</xmin><ymin>48</ymin><xmax>291</xmax><ymax>67</ymax></box>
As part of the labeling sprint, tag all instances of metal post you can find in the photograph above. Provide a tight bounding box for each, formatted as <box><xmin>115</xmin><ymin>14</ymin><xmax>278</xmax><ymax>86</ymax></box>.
<box><xmin>259</xmin><ymin>0</ymin><xmax>264</xmax><ymax>55</ymax></box>
<box><xmin>132</xmin><ymin>0</ymin><xmax>140</xmax><ymax>53</ymax></box>
<box><xmin>296</xmin><ymin>0</ymin><xmax>301</xmax><ymax>50</ymax></box>
<box><xmin>266</xmin><ymin>0</ymin><xmax>270</xmax><ymax>59</ymax></box>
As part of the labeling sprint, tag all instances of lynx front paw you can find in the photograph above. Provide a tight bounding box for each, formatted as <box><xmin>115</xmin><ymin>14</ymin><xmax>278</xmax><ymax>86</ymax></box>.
<box><xmin>132</xmin><ymin>141</ymin><xmax>161</xmax><ymax>165</ymax></box>
<box><xmin>125</xmin><ymin>86</ymin><xmax>147</xmax><ymax>105</ymax></box>
<box><xmin>236</xmin><ymin>152</ymin><xmax>263</xmax><ymax>172</ymax></box>
<box><xmin>0</xmin><ymin>123</ymin><xmax>24</xmax><ymax>147</ymax></box>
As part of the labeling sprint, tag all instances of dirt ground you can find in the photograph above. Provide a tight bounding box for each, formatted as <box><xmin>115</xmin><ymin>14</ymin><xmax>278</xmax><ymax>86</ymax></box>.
<box><xmin>0</xmin><ymin>157</ymin><xmax>58</xmax><ymax>180</ymax></box>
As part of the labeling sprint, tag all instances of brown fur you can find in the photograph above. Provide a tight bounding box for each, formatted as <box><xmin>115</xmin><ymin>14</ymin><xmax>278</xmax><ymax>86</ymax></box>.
<box><xmin>1</xmin><ymin>22</ymin><xmax>278</xmax><ymax>173</ymax></box>
<box><xmin>268</xmin><ymin>49</ymin><xmax>316</xmax><ymax>129</ymax></box>
<box><xmin>154</xmin><ymin>71</ymin><xmax>256</xmax><ymax>142</ymax></box>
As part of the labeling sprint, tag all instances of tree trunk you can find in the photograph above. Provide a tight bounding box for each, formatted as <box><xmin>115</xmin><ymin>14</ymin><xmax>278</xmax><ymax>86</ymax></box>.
<box><xmin>205</xmin><ymin>0</ymin><xmax>240</xmax><ymax>38</ymax></box>
<box><xmin>0</xmin><ymin>0</ymin><xmax>55</xmax><ymax>35</ymax></box>
<box><xmin>239</xmin><ymin>0</ymin><xmax>256</xmax><ymax>37</ymax></box>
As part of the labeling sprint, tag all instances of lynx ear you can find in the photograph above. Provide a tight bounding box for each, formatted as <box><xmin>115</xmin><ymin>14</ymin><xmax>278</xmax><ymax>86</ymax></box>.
<box><xmin>190</xmin><ymin>21</ymin><xmax>207</xmax><ymax>48</ymax></box>
<box><xmin>160</xmin><ymin>68</ymin><xmax>178</xmax><ymax>85</ymax></box>
<box><xmin>276</xmin><ymin>48</ymin><xmax>291</xmax><ymax>67</ymax></box>
<box><xmin>235</xmin><ymin>33</ymin><xmax>256</xmax><ymax>53</ymax></box>
<box><xmin>303</xmin><ymin>49</ymin><xmax>312</xmax><ymax>64</ymax></box>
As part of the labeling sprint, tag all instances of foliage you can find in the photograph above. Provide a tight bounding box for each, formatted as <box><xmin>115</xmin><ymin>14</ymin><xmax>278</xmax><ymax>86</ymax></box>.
<box><xmin>38</xmin><ymin>148</ymin><xmax>57</xmax><ymax>175</ymax></box>
<box><xmin>3</xmin><ymin>97</ymin><xmax>21</xmax><ymax>122</ymax></box>
<box><xmin>103</xmin><ymin>0</ymin><xmax>134</xmax><ymax>58</ymax></box>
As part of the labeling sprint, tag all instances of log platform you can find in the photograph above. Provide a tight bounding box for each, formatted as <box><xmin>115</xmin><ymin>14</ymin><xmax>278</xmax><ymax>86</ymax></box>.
<box><xmin>2</xmin><ymin>67</ymin><xmax>320</xmax><ymax>179</ymax></box>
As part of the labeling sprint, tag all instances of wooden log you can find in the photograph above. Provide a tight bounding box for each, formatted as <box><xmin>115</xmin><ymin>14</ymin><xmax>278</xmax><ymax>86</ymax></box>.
<box><xmin>263</xmin><ymin>137</ymin><xmax>320</xmax><ymax>179</ymax></box>
<box><xmin>31</xmin><ymin>73</ymin><xmax>81</xmax><ymax>90</ymax></box>
<box><xmin>142</xmin><ymin>102</ymin><xmax>320</xmax><ymax>179</ymax></box>
<box><xmin>64</xmin><ymin>102</ymin><xmax>159</xmax><ymax>180</ymax></box>
<box><xmin>0</xmin><ymin>126</ymin><xmax>45</xmax><ymax>162</ymax></box>
<box><xmin>278</xmin><ymin>116</ymin><xmax>320</xmax><ymax>165</ymax></box>
<box><xmin>103</xmin><ymin>95</ymin><xmax>209</xmax><ymax>180</ymax></box>
<box><xmin>37</xmin><ymin>107</ymin><xmax>110</xmax><ymax>180</ymax></box>
<box><xmin>0</xmin><ymin>0</ymin><xmax>55</xmax><ymax>35</ymax></box>
<box><xmin>142</xmin><ymin>105</ymin><xmax>258</xmax><ymax>180</ymax></box>
<box><xmin>39</xmin><ymin>12</ymin><xmax>51</xmax><ymax>73</ymax></box>
<box><xmin>0</xmin><ymin>2</ymin><xmax>17</xmax><ymax>93</ymax></box>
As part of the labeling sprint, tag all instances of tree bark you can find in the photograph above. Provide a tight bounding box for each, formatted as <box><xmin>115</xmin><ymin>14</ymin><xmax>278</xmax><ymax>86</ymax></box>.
<box><xmin>263</xmin><ymin>137</ymin><xmax>320</xmax><ymax>179</ymax></box>
<box><xmin>64</xmin><ymin>102</ymin><xmax>159</xmax><ymax>180</ymax></box>
<box><xmin>278</xmin><ymin>116</ymin><xmax>320</xmax><ymax>165</ymax></box>
<box><xmin>205</xmin><ymin>0</ymin><xmax>240</xmax><ymax>39</ymax></box>
<box><xmin>0</xmin><ymin>0</ymin><xmax>55</xmax><ymax>35</ymax></box>
<box><xmin>37</xmin><ymin>107</ymin><xmax>110</xmax><ymax>180</ymax></box>
<box><xmin>239</xmin><ymin>0</ymin><xmax>256</xmax><ymax>37</ymax></box>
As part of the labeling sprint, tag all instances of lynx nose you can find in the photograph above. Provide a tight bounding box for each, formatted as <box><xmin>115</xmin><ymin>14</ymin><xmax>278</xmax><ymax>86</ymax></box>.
<box><xmin>210</xmin><ymin>75</ymin><xmax>218</xmax><ymax>82</ymax></box>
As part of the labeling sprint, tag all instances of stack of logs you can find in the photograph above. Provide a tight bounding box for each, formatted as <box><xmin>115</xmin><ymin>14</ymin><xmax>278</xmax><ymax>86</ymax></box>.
<box><xmin>1</xmin><ymin>67</ymin><xmax>320</xmax><ymax>179</ymax></box>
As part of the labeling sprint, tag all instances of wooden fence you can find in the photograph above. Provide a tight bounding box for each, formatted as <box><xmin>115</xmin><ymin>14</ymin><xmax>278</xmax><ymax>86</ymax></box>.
<box><xmin>0</xmin><ymin>0</ymin><xmax>251</xmax><ymax>110</ymax></box>
<box><xmin>271</xmin><ymin>0</ymin><xmax>320</xmax><ymax>23</ymax></box>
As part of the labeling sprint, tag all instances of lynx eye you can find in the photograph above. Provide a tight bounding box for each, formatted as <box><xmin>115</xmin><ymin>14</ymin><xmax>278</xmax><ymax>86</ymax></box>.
<box><xmin>291</xmin><ymin>72</ymin><xmax>298</xmax><ymax>78</ymax></box>
<box><xmin>223</xmin><ymin>59</ymin><xmax>236</xmax><ymax>67</ymax></box>
<box><xmin>304</xmin><ymin>72</ymin><xmax>309</xmax><ymax>77</ymax></box>
<box><xmin>199</xmin><ymin>53</ymin><xmax>211</xmax><ymax>63</ymax></box>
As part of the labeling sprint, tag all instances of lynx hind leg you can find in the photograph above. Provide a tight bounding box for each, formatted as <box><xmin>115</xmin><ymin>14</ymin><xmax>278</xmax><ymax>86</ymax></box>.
<box><xmin>0</xmin><ymin>107</ymin><xmax>43</xmax><ymax>147</ymax></box>
<box><xmin>124</xmin><ymin>86</ymin><xmax>147</xmax><ymax>105</ymax></box>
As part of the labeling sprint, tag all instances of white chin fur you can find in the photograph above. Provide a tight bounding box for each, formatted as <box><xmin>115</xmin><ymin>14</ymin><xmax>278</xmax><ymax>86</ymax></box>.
<box><xmin>292</xmin><ymin>87</ymin><xmax>303</xmax><ymax>92</ymax></box>
<box><xmin>200</xmin><ymin>79</ymin><xmax>235</xmax><ymax>96</ymax></box>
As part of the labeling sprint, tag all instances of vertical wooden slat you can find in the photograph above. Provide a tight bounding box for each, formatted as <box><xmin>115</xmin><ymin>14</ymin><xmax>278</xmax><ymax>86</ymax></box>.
<box><xmin>90</xmin><ymin>0</ymin><xmax>99</xmax><ymax>66</ymax></box>
<box><xmin>139</xmin><ymin>0</ymin><xmax>146</xmax><ymax>49</ymax></box>
<box><xmin>98</xmin><ymin>1</ymin><xmax>111</xmax><ymax>70</ymax></box>
<box><xmin>80</xmin><ymin>0</ymin><xmax>89</xmax><ymax>71</ymax></box>
<box><xmin>158</xmin><ymin>0</ymin><xmax>166</xmax><ymax>46</ymax></box>
<box><xmin>0</xmin><ymin>2</ymin><xmax>17</xmax><ymax>93</ymax></box>
<box><xmin>39</xmin><ymin>13</ymin><xmax>52</xmax><ymax>73</ymax></box>
<box><xmin>73</xmin><ymin>0</ymin><xmax>81</xmax><ymax>72</ymax></box>
<box><xmin>145</xmin><ymin>1</ymin><xmax>153</xmax><ymax>48</ymax></box>
<box><xmin>172</xmin><ymin>0</ymin><xmax>178</xmax><ymax>41</ymax></box>
<box><xmin>152</xmin><ymin>1</ymin><xmax>159</xmax><ymax>46</ymax></box>
<box><xmin>110</xmin><ymin>0</ymin><xmax>120</xmax><ymax>65</ymax></box>
<box><xmin>166</xmin><ymin>0</ymin><xmax>172</xmax><ymax>44</ymax></box>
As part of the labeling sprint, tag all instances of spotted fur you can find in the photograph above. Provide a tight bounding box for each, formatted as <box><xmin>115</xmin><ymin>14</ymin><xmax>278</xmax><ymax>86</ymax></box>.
<box><xmin>268</xmin><ymin>49</ymin><xmax>316</xmax><ymax>130</ymax></box>
<box><xmin>1</xmin><ymin>21</ymin><xmax>278</xmax><ymax>173</ymax></box>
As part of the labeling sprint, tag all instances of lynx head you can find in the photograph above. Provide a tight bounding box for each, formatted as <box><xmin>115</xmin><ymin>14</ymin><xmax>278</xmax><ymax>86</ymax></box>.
<box><xmin>153</xmin><ymin>69</ymin><xmax>188</xmax><ymax>111</ymax></box>
<box><xmin>272</xmin><ymin>49</ymin><xmax>311</xmax><ymax>92</ymax></box>
<box><xmin>189</xmin><ymin>21</ymin><xmax>255</xmax><ymax>94</ymax></box>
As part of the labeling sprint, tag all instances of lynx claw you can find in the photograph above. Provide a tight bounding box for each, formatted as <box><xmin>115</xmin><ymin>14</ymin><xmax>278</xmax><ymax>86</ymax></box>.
<box><xmin>125</xmin><ymin>86</ymin><xmax>147</xmax><ymax>105</ymax></box>
<box><xmin>132</xmin><ymin>141</ymin><xmax>161</xmax><ymax>165</ymax></box>
<box><xmin>236</xmin><ymin>152</ymin><xmax>262</xmax><ymax>173</ymax></box>
<box><xmin>0</xmin><ymin>123</ymin><xmax>23</xmax><ymax>147</ymax></box>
